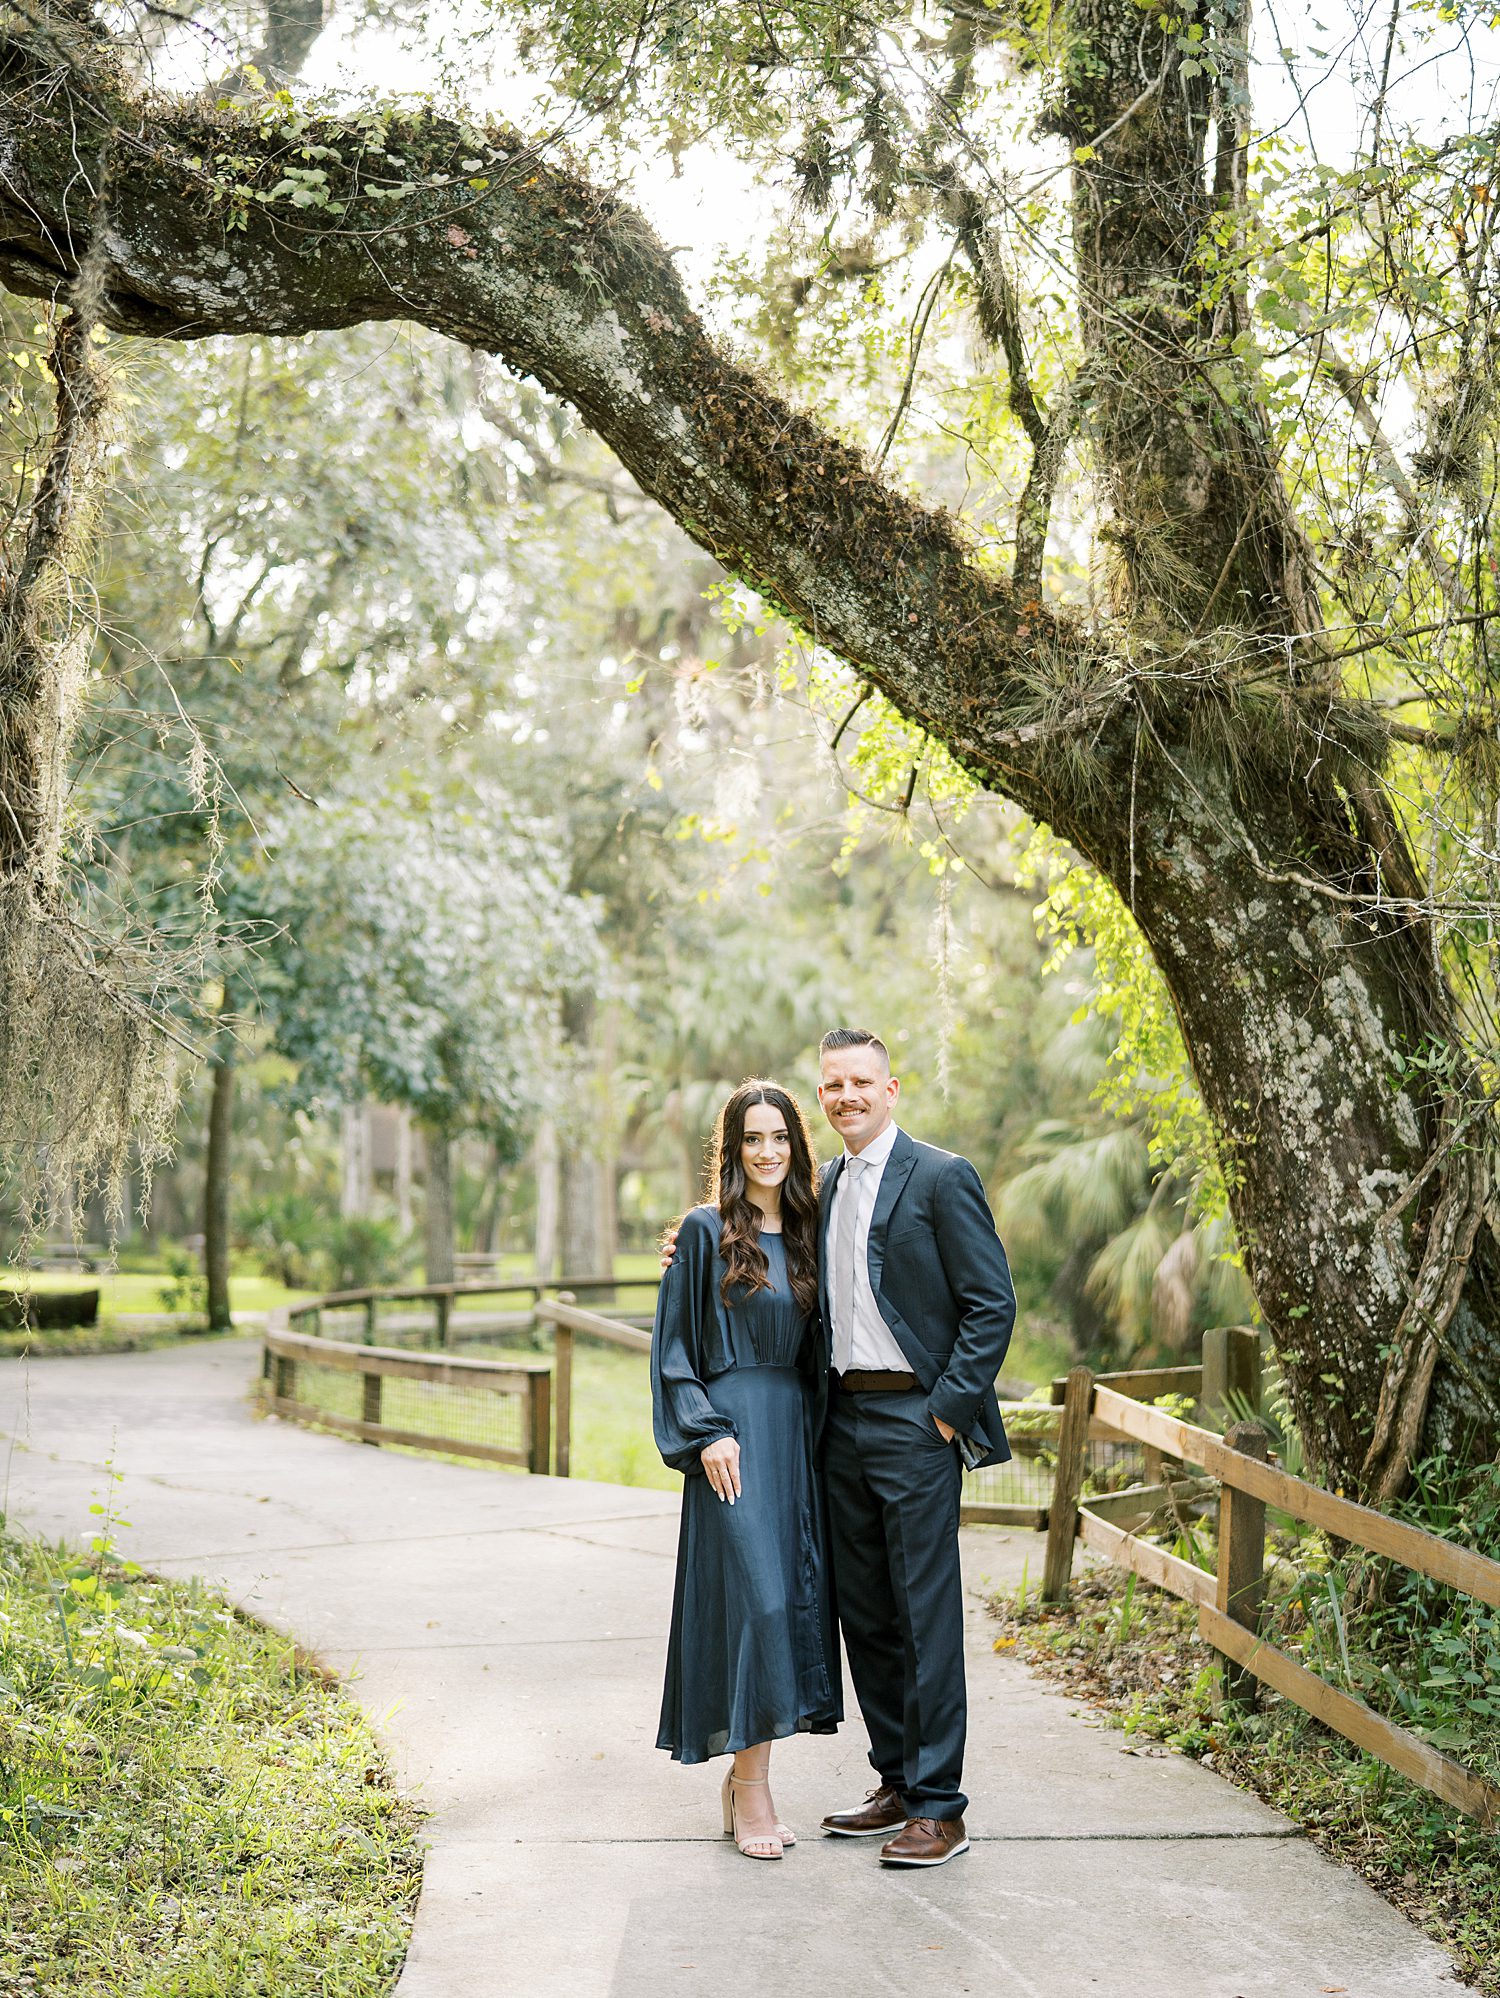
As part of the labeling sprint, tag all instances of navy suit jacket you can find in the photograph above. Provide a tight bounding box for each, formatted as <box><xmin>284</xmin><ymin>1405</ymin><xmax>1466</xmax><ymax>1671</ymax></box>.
<box><xmin>818</xmin><ymin>1129</ymin><xmax>1015</xmax><ymax>1468</ymax></box>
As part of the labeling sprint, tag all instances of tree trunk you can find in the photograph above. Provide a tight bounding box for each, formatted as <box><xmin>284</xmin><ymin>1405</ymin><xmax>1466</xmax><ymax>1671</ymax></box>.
<box><xmin>1065</xmin><ymin>754</ymin><xmax>1498</xmax><ymax>1480</ymax></box>
<box><xmin>1040</xmin><ymin>1</ymin><xmax>1499</xmax><ymax>1486</ymax></box>
<box><xmin>532</xmin><ymin>1116</ymin><xmax>560</xmax><ymax>1281</ymax></box>
<box><xmin>244</xmin><ymin>0</ymin><xmax>329</xmax><ymax>80</ymax></box>
<box><xmin>559</xmin><ymin>989</ymin><xmax>616</xmax><ymax>1284</ymax></box>
<box><xmin>339</xmin><ymin>1101</ymin><xmax>370</xmax><ymax>1219</ymax></box>
<box><xmin>422</xmin><ymin>1123</ymin><xmax>455</xmax><ymax>1287</ymax></box>
<box><xmin>202</xmin><ymin>1011</ymin><xmax>235</xmax><ymax>1332</ymax></box>
<box><xmin>561</xmin><ymin>1153</ymin><xmax>613</xmax><ymax>1280</ymax></box>
<box><xmin>393</xmin><ymin>1109</ymin><xmax>414</xmax><ymax>1235</ymax></box>
<box><xmin>472</xmin><ymin>1141</ymin><xmax>504</xmax><ymax>1256</ymax></box>
<box><xmin>2</xmin><ymin>18</ymin><xmax>1496</xmax><ymax>1490</ymax></box>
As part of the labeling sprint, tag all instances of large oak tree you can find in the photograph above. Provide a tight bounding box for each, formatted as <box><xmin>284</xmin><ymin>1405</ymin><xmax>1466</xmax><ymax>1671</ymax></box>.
<box><xmin>2</xmin><ymin>0</ymin><xmax>1497</xmax><ymax>1492</ymax></box>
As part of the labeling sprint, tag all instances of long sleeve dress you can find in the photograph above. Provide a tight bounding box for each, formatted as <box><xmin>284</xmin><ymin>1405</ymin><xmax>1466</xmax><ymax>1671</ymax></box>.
<box><xmin>651</xmin><ymin>1204</ymin><xmax>842</xmax><ymax>1763</ymax></box>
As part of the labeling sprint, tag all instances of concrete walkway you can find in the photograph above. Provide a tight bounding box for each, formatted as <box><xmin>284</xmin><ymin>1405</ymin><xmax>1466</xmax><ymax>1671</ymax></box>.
<box><xmin>0</xmin><ymin>1340</ymin><xmax>1473</xmax><ymax>1998</ymax></box>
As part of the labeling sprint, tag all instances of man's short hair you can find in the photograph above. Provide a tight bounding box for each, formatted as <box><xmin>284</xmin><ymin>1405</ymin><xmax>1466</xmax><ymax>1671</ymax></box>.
<box><xmin>819</xmin><ymin>1027</ymin><xmax>891</xmax><ymax>1071</ymax></box>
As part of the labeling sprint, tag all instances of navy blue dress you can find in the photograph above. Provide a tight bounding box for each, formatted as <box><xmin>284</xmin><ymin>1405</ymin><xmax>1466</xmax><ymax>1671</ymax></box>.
<box><xmin>651</xmin><ymin>1206</ymin><xmax>842</xmax><ymax>1763</ymax></box>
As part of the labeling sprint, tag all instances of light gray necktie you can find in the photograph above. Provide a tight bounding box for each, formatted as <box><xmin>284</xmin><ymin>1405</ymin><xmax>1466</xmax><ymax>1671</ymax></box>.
<box><xmin>834</xmin><ymin>1156</ymin><xmax>866</xmax><ymax>1373</ymax></box>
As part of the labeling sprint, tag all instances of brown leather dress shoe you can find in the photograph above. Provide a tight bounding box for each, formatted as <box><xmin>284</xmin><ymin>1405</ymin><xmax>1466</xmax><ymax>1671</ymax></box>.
<box><xmin>879</xmin><ymin>1816</ymin><xmax>970</xmax><ymax>1867</ymax></box>
<box><xmin>820</xmin><ymin>1784</ymin><xmax>908</xmax><ymax>1837</ymax></box>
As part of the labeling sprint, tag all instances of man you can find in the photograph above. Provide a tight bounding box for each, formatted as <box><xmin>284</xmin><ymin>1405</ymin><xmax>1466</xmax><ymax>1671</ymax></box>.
<box><xmin>814</xmin><ymin>1027</ymin><xmax>1014</xmax><ymax>1867</ymax></box>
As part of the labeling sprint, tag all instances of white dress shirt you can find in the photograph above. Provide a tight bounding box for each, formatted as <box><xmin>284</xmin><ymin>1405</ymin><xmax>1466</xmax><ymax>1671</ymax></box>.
<box><xmin>829</xmin><ymin>1121</ymin><xmax>913</xmax><ymax>1374</ymax></box>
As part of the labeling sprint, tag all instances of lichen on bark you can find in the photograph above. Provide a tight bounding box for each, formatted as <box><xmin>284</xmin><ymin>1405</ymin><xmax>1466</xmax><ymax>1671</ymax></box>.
<box><xmin>0</xmin><ymin>9</ymin><xmax>1496</xmax><ymax>1486</ymax></box>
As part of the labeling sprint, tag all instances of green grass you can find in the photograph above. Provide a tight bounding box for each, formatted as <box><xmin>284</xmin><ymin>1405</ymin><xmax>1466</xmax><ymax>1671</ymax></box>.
<box><xmin>9</xmin><ymin>1255</ymin><xmax>671</xmax><ymax>1323</ymax></box>
<box><xmin>0</xmin><ymin>1322</ymin><xmax>232</xmax><ymax>1363</ymax></box>
<box><xmin>565</xmin><ymin>1342</ymin><xmax>676</xmax><ymax>1490</ymax></box>
<box><xmin>0</xmin><ymin>1268</ymin><xmax>312</xmax><ymax>1361</ymax></box>
<box><xmin>2</xmin><ymin>1271</ymin><xmax>309</xmax><ymax>1316</ymax></box>
<box><xmin>0</xmin><ymin>1517</ymin><xmax>423</xmax><ymax>1997</ymax></box>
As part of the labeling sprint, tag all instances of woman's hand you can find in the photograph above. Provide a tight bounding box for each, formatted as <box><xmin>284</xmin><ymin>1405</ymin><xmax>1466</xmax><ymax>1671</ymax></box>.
<box><xmin>700</xmin><ymin>1436</ymin><xmax>741</xmax><ymax>1504</ymax></box>
<box><xmin>658</xmin><ymin>1222</ymin><xmax>681</xmax><ymax>1273</ymax></box>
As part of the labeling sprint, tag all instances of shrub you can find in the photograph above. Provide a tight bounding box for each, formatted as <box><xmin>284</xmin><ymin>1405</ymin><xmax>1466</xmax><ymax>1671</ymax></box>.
<box><xmin>155</xmin><ymin>1244</ymin><xmax>206</xmax><ymax>1319</ymax></box>
<box><xmin>241</xmin><ymin>1193</ymin><xmax>413</xmax><ymax>1294</ymax></box>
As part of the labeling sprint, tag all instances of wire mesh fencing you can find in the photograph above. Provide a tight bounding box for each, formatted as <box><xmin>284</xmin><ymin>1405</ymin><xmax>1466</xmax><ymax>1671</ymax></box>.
<box><xmin>266</xmin><ymin>1282</ymin><xmax>1158</xmax><ymax>1530</ymax></box>
<box><xmin>263</xmin><ymin>1325</ymin><xmax>550</xmax><ymax>1470</ymax></box>
<box><xmin>962</xmin><ymin>1411</ymin><xmax>1148</xmax><ymax>1523</ymax></box>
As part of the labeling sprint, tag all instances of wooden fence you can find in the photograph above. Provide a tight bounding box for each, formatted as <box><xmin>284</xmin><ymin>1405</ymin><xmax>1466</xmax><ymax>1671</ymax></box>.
<box><xmin>267</xmin><ymin>1275</ymin><xmax>659</xmax><ymax>1474</ymax></box>
<box><xmin>286</xmin><ymin>1273</ymin><xmax>658</xmax><ymax>1348</ymax></box>
<box><xmin>539</xmin><ymin>1293</ymin><xmax>1064</xmax><ymax>1517</ymax></box>
<box><xmin>263</xmin><ymin>1320</ymin><xmax>553</xmax><ymax>1471</ymax></box>
<box><xmin>538</xmin><ymin>1293</ymin><xmax>652</xmax><ymax>1478</ymax></box>
<box><xmin>270</xmin><ymin>1279</ymin><xmax>1095</xmax><ymax>1510</ymax></box>
<box><xmin>260</xmin><ymin>1285</ymin><xmax>1500</xmax><ymax>1822</ymax></box>
<box><xmin>1044</xmin><ymin>1336</ymin><xmax>1500</xmax><ymax>1827</ymax></box>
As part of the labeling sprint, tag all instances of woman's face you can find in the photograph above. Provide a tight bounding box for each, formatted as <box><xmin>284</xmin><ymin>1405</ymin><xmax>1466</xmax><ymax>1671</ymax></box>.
<box><xmin>739</xmin><ymin>1101</ymin><xmax>793</xmax><ymax>1192</ymax></box>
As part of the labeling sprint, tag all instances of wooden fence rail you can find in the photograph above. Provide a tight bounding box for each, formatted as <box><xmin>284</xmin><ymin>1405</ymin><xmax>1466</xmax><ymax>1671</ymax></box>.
<box><xmin>287</xmin><ymin>1273</ymin><xmax>659</xmax><ymax>1349</ymax></box>
<box><xmin>1045</xmin><ymin>1332</ymin><xmax>1500</xmax><ymax>1827</ymax></box>
<box><xmin>268</xmin><ymin>1281</ymin><xmax>657</xmax><ymax>1481</ymax></box>
<box><xmin>1089</xmin><ymin>1384</ymin><xmax>1500</xmax><ymax>1609</ymax></box>
<box><xmin>537</xmin><ymin>1293</ymin><xmax>652</xmax><ymax>1479</ymax></box>
<box><xmin>262</xmin><ymin>1320</ymin><xmax>552</xmax><ymax>1472</ymax></box>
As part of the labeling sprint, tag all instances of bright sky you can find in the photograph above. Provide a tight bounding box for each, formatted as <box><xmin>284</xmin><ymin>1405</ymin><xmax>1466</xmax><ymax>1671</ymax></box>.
<box><xmin>304</xmin><ymin>2</ymin><xmax>1500</xmax><ymax>255</ymax></box>
<box><xmin>141</xmin><ymin>1</ymin><xmax>1500</xmax><ymax>307</ymax></box>
<box><xmin>1256</xmin><ymin>0</ymin><xmax>1500</xmax><ymax>155</ymax></box>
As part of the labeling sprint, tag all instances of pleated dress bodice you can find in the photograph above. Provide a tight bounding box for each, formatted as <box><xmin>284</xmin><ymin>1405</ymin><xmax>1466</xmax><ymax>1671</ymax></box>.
<box><xmin>710</xmin><ymin>1229</ymin><xmax>809</xmax><ymax>1373</ymax></box>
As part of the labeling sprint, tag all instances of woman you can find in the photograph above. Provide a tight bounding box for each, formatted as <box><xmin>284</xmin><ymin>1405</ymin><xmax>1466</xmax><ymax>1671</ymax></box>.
<box><xmin>651</xmin><ymin>1078</ymin><xmax>841</xmax><ymax>1860</ymax></box>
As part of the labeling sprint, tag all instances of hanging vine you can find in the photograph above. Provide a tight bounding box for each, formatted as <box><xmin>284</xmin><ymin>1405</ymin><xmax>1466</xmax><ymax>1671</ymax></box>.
<box><xmin>0</xmin><ymin>184</ymin><xmax>181</xmax><ymax>1246</ymax></box>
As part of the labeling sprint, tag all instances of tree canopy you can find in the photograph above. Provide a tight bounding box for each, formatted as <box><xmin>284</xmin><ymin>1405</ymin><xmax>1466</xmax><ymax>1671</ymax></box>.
<box><xmin>2</xmin><ymin>0</ymin><xmax>1498</xmax><ymax>1489</ymax></box>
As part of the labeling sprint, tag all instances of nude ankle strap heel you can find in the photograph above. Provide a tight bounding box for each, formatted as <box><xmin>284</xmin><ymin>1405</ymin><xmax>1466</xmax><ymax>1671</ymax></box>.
<box><xmin>715</xmin><ymin>1771</ymin><xmax>794</xmax><ymax>1844</ymax></box>
<box><xmin>720</xmin><ymin>1771</ymin><xmax>784</xmax><ymax>1859</ymax></box>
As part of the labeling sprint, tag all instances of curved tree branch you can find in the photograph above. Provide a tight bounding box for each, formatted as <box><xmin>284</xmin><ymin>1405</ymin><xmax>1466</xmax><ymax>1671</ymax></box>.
<box><xmin>0</xmin><ymin>25</ymin><xmax>1097</xmax><ymax>828</ymax></box>
<box><xmin>6</xmin><ymin>15</ymin><xmax>1500</xmax><ymax>1493</ymax></box>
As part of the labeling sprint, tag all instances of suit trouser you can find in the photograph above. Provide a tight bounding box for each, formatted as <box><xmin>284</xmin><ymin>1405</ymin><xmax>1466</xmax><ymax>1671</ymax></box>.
<box><xmin>824</xmin><ymin>1387</ymin><xmax>967</xmax><ymax>1819</ymax></box>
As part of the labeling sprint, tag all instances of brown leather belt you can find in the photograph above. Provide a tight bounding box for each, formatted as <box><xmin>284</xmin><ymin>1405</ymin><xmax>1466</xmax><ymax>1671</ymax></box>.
<box><xmin>836</xmin><ymin>1369</ymin><xmax>920</xmax><ymax>1393</ymax></box>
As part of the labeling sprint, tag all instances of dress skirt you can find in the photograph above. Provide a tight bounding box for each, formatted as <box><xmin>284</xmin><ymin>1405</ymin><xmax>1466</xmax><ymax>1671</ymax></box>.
<box><xmin>656</xmin><ymin>1364</ymin><xmax>841</xmax><ymax>1763</ymax></box>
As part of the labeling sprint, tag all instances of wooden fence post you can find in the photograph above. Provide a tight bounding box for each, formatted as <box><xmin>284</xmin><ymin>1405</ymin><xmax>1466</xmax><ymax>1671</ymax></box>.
<box><xmin>1216</xmin><ymin>1419</ymin><xmax>1269</xmax><ymax>1709</ymax></box>
<box><xmin>1200</xmin><ymin>1325</ymin><xmax>1261</xmax><ymax>1427</ymax></box>
<box><xmin>363</xmin><ymin>1297</ymin><xmax>377</xmax><ymax>1345</ymax></box>
<box><xmin>273</xmin><ymin>1354</ymin><xmax>297</xmax><ymax>1403</ymax></box>
<box><xmin>361</xmin><ymin>1368</ymin><xmax>382</xmax><ymax>1442</ymax></box>
<box><xmin>554</xmin><ymin>1322</ymin><xmax>573</xmax><ymax>1478</ymax></box>
<box><xmin>527</xmin><ymin>1369</ymin><xmax>552</xmax><ymax>1476</ymax></box>
<box><xmin>1043</xmin><ymin>1365</ymin><xmax>1094</xmax><ymax>1604</ymax></box>
<box><xmin>435</xmin><ymin>1292</ymin><xmax>452</xmax><ymax>1351</ymax></box>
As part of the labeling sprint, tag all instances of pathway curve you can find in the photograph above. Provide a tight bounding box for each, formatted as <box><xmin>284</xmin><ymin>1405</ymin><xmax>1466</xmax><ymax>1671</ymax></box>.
<box><xmin>0</xmin><ymin>1340</ymin><xmax>1473</xmax><ymax>1998</ymax></box>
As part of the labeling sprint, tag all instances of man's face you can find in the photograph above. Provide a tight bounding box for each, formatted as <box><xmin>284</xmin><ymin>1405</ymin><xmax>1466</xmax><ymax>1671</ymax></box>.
<box><xmin>818</xmin><ymin>1045</ymin><xmax>899</xmax><ymax>1155</ymax></box>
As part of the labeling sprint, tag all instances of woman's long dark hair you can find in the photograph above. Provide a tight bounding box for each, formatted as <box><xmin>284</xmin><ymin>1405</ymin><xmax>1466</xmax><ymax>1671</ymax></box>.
<box><xmin>706</xmin><ymin>1079</ymin><xmax>820</xmax><ymax>1315</ymax></box>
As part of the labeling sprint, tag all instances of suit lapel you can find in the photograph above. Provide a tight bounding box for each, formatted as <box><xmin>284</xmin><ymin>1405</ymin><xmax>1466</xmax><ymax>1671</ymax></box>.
<box><xmin>818</xmin><ymin>1156</ymin><xmax>842</xmax><ymax>1339</ymax></box>
<box><xmin>865</xmin><ymin>1129</ymin><xmax>916</xmax><ymax>1297</ymax></box>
